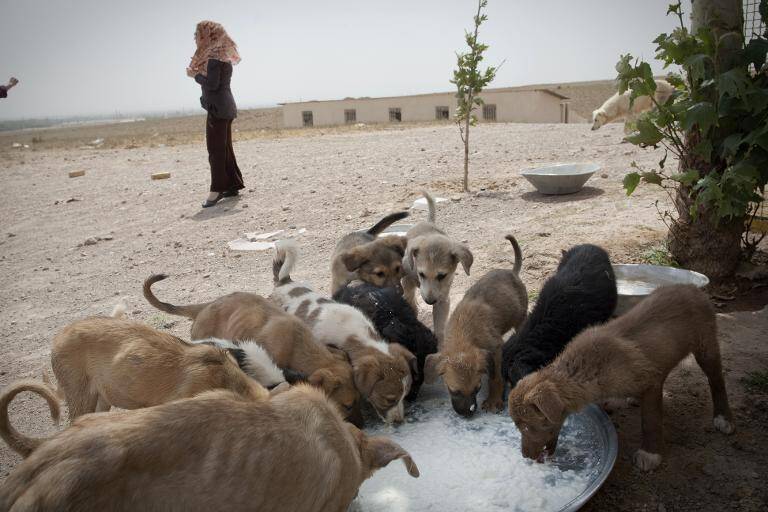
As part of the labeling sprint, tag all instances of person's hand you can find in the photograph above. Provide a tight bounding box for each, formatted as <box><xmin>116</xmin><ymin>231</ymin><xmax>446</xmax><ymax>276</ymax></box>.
<box><xmin>186</xmin><ymin>67</ymin><xmax>196</xmax><ymax>78</ymax></box>
<box><xmin>8</xmin><ymin>77</ymin><xmax>18</xmax><ymax>86</ymax></box>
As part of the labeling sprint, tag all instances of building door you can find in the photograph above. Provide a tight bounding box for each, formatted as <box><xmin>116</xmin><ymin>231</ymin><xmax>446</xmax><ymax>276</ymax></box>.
<box><xmin>302</xmin><ymin>111</ymin><xmax>313</xmax><ymax>127</ymax></box>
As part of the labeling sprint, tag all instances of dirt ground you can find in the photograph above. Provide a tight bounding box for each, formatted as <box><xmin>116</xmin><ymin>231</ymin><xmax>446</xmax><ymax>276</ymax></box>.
<box><xmin>0</xmin><ymin>120</ymin><xmax>766</xmax><ymax>510</ymax></box>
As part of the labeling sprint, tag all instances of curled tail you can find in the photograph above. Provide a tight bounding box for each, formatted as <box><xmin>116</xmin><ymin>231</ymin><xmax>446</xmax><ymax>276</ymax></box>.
<box><xmin>421</xmin><ymin>190</ymin><xmax>436</xmax><ymax>223</ymax></box>
<box><xmin>366</xmin><ymin>211</ymin><xmax>409</xmax><ymax>236</ymax></box>
<box><xmin>273</xmin><ymin>239</ymin><xmax>299</xmax><ymax>284</ymax></box>
<box><xmin>0</xmin><ymin>380</ymin><xmax>60</xmax><ymax>457</ymax></box>
<box><xmin>143</xmin><ymin>274</ymin><xmax>209</xmax><ymax>320</ymax></box>
<box><xmin>505</xmin><ymin>235</ymin><xmax>523</xmax><ymax>275</ymax></box>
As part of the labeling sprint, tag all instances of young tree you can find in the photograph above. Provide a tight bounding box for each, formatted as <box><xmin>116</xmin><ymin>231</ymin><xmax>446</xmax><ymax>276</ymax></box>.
<box><xmin>451</xmin><ymin>0</ymin><xmax>499</xmax><ymax>192</ymax></box>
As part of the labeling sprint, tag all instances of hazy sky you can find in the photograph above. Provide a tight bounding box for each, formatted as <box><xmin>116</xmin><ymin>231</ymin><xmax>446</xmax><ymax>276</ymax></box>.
<box><xmin>0</xmin><ymin>0</ymin><xmax>688</xmax><ymax>120</ymax></box>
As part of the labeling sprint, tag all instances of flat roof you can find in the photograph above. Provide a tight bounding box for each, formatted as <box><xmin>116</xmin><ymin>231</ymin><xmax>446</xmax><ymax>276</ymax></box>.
<box><xmin>280</xmin><ymin>86</ymin><xmax>569</xmax><ymax>105</ymax></box>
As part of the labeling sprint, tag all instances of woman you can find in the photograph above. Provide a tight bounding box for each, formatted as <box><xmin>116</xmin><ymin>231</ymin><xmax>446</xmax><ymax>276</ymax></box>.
<box><xmin>187</xmin><ymin>21</ymin><xmax>244</xmax><ymax>208</ymax></box>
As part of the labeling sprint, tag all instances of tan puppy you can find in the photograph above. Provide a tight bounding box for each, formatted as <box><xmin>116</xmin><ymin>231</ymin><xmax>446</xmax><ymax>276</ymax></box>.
<box><xmin>331</xmin><ymin>211</ymin><xmax>409</xmax><ymax>295</ymax></box>
<box><xmin>403</xmin><ymin>191</ymin><xmax>473</xmax><ymax>342</ymax></box>
<box><xmin>50</xmin><ymin>315</ymin><xmax>267</xmax><ymax>421</ymax></box>
<box><xmin>272</xmin><ymin>240</ymin><xmax>416</xmax><ymax>424</ymax></box>
<box><xmin>144</xmin><ymin>276</ymin><xmax>362</xmax><ymax>426</ymax></box>
<box><xmin>424</xmin><ymin>235</ymin><xmax>527</xmax><ymax>416</ymax></box>
<box><xmin>509</xmin><ymin>284</ymin><xmax>734</xmax><ymax>471</ymax></box>
<box><xmin>0</xmin><ymin>384</ymin><xmax>419</xmax><ymax>512</ymax></box>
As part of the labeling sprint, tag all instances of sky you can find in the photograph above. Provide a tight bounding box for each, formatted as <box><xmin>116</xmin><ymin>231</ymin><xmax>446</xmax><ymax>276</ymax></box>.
<box><xmin>0</xmin><ymin>0</ymin><xmax>689</xmax><ymax>120</ymax></box>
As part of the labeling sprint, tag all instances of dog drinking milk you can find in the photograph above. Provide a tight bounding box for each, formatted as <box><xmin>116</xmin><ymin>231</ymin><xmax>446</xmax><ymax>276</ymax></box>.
<box><xmin>509</xmin><ymin>284</ymin><xmax>734</xmax><ymax>471</ymax></box>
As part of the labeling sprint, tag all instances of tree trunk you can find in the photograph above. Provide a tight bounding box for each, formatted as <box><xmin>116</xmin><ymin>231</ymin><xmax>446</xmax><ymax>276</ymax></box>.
<box><xmin>463</xmin><ymin>115</ymin><xmax>470</xmax><ymax>192</ymax></box>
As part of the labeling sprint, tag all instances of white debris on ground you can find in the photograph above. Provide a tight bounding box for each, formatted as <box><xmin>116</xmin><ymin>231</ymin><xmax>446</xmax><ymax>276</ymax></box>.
<box><xmin>228</xmin><ymin>228</ymin><xmax>306</xmax><ymax>251</ymax></box>
<box><xmin>411</xmin><ymin>196</ymin><xmax>448</xmax><ymax>211</ymax></box>
<box><xmin>353</xmin><ymin>385</ymin><xmax>600</xmax><ymax>512</ymax></box>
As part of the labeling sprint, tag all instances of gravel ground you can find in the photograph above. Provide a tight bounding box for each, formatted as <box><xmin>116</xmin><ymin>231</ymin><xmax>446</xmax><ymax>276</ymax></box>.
<box><xmin>0</xmin><ymin>121</ymin><xmax>765</xmax><ymax>510</ymax></box>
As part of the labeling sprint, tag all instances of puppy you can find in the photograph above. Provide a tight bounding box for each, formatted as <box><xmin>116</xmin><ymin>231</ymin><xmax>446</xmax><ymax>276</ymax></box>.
<box><xmin>50</xmin><ymin>315</ymin><xmax>268</xmax><ymax>421</ymax></box>
<box><xmin>330</xmin><ymin>211</ymin><xmax>409</xmax><ymax>295</ymax></box>
<box><xmin>144</xmin><ymin>276</ymin><xmax>362</xmax><ymax>426</ymax></box>
<box><xmin>333</xmin><ymin>281</ymin><xmax>438</xmax><ymax>400</ymax></box>
<box><xmin>402</xmin><ymin>191</ymin><xmax>474</xmax><ymax>343</ymax></box>
<box><xmin>591</xmin><ymin>79</ymin><xmax>674</xmax><ymax>133</ymax></box>
<box><xmin>502</xmin><ymin>244</ymin><xmax>617</xmax><ymax>387</ymax></box>
<box><xmin>424</xmin><ymin>235</ymin><xmax>527</xmax><ymax>416</ymax></box>
<box><xmin>0</xmin><ymin>384</ymin><xmax>419</xmax><ymax>512</ymax></box>
<box><xmin>272</xmin><ymin>240</ymin><xmax>416</xmax><ymax>424</ymax></box>
<box><xmin>508</xmin><ymin>284</ymin><xmax>734</xmax><ymax>471</ymax></box>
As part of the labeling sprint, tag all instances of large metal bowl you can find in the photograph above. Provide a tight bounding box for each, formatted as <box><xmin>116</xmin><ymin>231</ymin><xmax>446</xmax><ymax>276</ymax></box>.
<box><xmin>612</xmin><ymin>263</ymin><xmax>710</xmax><ymax>316</ymax></box>
<box><xmin>521</xmin><ymin>163</ymin><xmax>600</xmax><ymax>195</ymax></box>
<box><xmin>379</xmin><ymin>223</ymin><xmax>414</xmax><ymax>237</ymax></box>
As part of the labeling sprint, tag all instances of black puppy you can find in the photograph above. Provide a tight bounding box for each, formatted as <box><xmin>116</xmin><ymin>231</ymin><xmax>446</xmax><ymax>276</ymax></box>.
<box><xmin>501</xmin><ymin>244</ymin><xmax>617</xmax><ymax>387</ymax></box>
<box><xmin>333</xmin><ymin>281</ymin><xmax>438</xmax><ymax>400</ymax></box>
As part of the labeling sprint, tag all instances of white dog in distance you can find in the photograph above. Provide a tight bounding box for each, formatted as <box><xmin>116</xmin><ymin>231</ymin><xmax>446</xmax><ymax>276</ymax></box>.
<box><xmin>591</xmin><ymin>79</ymin><xmax>675</xmax><ymax>133</ymax></box>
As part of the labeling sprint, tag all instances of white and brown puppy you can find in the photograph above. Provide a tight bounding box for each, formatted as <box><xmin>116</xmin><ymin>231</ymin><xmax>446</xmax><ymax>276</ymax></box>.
<box><xmin>402</xmin><ymin>190</ymin><xmax>473</xmax><ymax>342</ymax></box>
<box><xmin>331</xmin><ymin>211</ymin><xmax>409</xmax><ymax>295</ymax></box>
<box><xmin>425</xmin><ymin>235</ymin><xmax>527</xmax><ymax>416</ymax></box>
<box><xmin>272</xmin><ymin>239</ymin><xmax>416</xmax><ymax>424</ymax></box>
<box><xmin>509</xmin><ymin>284</ymin><xmax>734</xmax><ymax>471</ymax></box>
<box><xmin>49</xmin><ymin>314</ymin><xmax>267</xmax><ymax>422</ymax></box>
<box><xmin>143</xmin><ymin>278</ymin><xmax>362</xmax><ymax>425</ymax></box>
<box><xmin>0</xmin><ymin>383</ymin><xmax>419</xmax><ymax>512</ymax></box>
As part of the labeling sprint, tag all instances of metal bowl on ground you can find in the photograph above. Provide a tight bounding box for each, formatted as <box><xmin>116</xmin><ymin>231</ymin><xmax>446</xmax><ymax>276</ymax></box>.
<box><xmin>379</xmin><ymin>223</ymin><xmax>414</xmax><ymax>237</ymax></box>
<box><xmin>612</xmin><ymin>264</ymin><xmax>710</xmax><ymax>316</ymax></box>
<box><xmin>521</xmin><ymin>163</ymin><xmax>600</xmax><ymax>195</ymax></box>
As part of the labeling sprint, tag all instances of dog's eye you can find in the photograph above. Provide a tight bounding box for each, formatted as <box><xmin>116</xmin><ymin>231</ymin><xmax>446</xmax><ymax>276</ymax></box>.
<box><xmin>418</xmin><ymin>272</ymin><xmax>426</xmax><ymax>279</ymax></box>
<box><xmin>394</xmin><ymin>265</ymin><xmax>401</xmax><ymax>273</ymax></box>
<box><xmin>376</xmin><ymin>271</ymin><xmax>385</xmax><ymax>278</ymax></box>
<box><xmin>436</xmin><ymin>273</ymin><xmax>447</xmax><ymax>281</ymax></box>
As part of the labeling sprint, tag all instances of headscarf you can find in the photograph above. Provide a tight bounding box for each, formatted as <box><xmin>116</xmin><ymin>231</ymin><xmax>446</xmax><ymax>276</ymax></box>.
<box><xmin>187</xmin><ymin>21</ymin><xmax>241</xmax><ymax>77</ymax></box>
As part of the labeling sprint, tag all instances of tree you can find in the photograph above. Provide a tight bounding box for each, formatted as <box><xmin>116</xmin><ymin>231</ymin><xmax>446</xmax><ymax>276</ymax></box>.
<box><xmin>451</xmin><ymin>0</ymin><xmax>500</xmax><ymax>193</ymax></box>
<box><xmin>617</xmin><ymin>0</ymin><xmax>768</xmax><ymax>279</ymax></box>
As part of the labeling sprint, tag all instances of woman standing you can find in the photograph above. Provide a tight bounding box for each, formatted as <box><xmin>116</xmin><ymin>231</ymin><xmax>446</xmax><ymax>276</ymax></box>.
<box><xmin>187</xmin><ymin>21</ymin><xmax>244</xmax><ymax>208</ymax></box>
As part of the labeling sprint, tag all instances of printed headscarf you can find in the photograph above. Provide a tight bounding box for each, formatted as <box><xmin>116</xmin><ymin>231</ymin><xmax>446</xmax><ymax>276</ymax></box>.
<box><xmin>187</xmin><ymin>21</ymin><xmax>241</xmax><ymax>77</ymax></box>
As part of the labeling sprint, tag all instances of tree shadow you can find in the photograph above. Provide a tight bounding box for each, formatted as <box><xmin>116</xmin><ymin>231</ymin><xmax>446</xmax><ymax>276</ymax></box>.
<box><xmin>520</xmin><ymin>186</ymin><xmax>605</xmax><ymax>204</ymax></box>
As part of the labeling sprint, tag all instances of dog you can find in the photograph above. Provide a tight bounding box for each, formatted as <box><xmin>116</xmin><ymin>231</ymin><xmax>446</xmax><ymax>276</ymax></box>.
<box><xmin>424</xmin><ymin>235</ymin><xmax>527</xmax><ymax>416</ymax></box>
<box><xmin>508</xmin><ymin>284</ymin><xmax>734</xmax><ymax>471</ymax></box>
<box><xmin>402</xmin><ymin>191</ymin><xmax>473</xmax><ymax>342</ymax></box>
<box><xmin>50</xmin><ymin>313</ymin><xmax>268</xmax><ymax>422</ymax></box>
<box><xmin>144</xmin><ymin>276</ymin><xmax>362</xmax><ymax>426</ymax></box>
<box><xmin>502</xmin><ymin>244</ymin><xmax>617</xmax><ymax>388</ymax></box>
<box><xmin>330</xmin><ymin>211</ymin><xmax>409</xmax><ymax>295</ymax></box>
<box><xmin>591</xmin><ymin>79</ymin><xmax>675</xmax><ymax>133</ymax></box>
<box><xmin>0</xmin><ymin>383</ymin><xmax>419</xmax><ymax>512</ymax></box>
<box><xmin>271</xmin><ymin>239</ymin><xmax>416</xmax><ymax>424</ymax></box>
<box><xmin>333</xmin><ymin>281</ymin><xmax>438</xmax><ymax>400</ymax></box>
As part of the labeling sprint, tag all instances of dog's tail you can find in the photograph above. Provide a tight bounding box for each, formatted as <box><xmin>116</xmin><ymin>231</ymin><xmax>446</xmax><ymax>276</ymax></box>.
<box><xmin>505</xmin><ymin>235</ymin><xmax>523</xmax><ymax>275</ymax></box>
<box><xmin>0</xmin><ymin>380</ymin><xmax>60</xmax><ymax>457</ymax></box>
<box><xmin>273</xmin><ymin>239</ymin><xmax>299</xmax><ymax>285</ymax></box>
<box><xmin>366</xmin><ymin>211</ymin><xmax>409</xmax><ymax>236</ymax></box>
<box><xmin>143</xmin><ymin>274</ymin><xmax>209</xmax><ymax>320</ymax></box>
<box><xmin>422</xmin><ymin>190</ymin><xmax>436</xmax><ymax>223</ymax></box>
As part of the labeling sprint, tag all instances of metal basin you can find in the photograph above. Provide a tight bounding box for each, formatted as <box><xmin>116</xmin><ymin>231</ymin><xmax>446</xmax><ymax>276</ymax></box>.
<box><xmin>379</xmin><ymin>223</ymin><xmax>414</xmax><ymax>237</ymax></box>
<box><xmin>612</xmin><ymin>264</ymin><xmax>709</xmax><ymax>316</ymax></box>
<box><xmin>521</xmin><ymin>163</ymin><xmax>600</xmax><ymax>195</ymax></box>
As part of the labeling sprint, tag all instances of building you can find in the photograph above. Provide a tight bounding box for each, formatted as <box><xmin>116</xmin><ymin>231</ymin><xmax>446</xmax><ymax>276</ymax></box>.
<box><xmin>281</xmin><ymin>86</ymin><xmax>571</xmax><ymax>128</ymax></box>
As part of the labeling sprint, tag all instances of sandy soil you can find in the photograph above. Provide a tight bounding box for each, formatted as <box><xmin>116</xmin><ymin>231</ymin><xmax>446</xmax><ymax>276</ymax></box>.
<box><xmin>0</xmin><ymin>121</ymin><xmax>766</xmax><ymax>510</ymax></box>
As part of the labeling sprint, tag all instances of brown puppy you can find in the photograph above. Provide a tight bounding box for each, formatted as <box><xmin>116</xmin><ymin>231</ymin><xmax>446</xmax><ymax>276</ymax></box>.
<box><xmin>0</xmin><ymin>384</ymin><xmax>419</xmax><ymax>512</ymax></box>
<box><xmin>403</xmin><ymin>191</ymin><xmax>473</xmax><ymax>342</ymax></box>
<box><xmin>330</xmin><ymin>211</ymin><xmax>409</xmax><ymax>295</ymax></box>
<box><xmin>509</xmin><ymin>284</ymin><xmax>734</xmax><ymax>471</ymax></box>
<box><xmin>50</xmin><ymin>315</ymin><xmax>268</xmax><ymax>421</ymax></box>
<box><xmin>144</xmin><ymin>275</ymin><xmax>362</xmax><ymax>425</ymax></box>
<box><xmin>424</xmin><ymin>235</ymin><xmax>527</xmax><ymax>416</ymax></box>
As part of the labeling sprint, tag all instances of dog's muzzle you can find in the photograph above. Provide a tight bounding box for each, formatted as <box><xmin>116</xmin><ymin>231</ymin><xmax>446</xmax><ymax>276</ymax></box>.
<box><xmin>450</xmin><ymin>392</ymin><xmax>477</xmax><ymax>418</ymax></box>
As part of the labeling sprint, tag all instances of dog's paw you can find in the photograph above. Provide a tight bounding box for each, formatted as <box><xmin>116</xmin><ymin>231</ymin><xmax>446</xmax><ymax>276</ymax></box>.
<box><xmin>713</xmin><ymin>415</ymin><xmax>735</xmax><ymax>435</ymax></box>
<box><xmin>481</xmin><ymin>397</ymin><xmax>504</xmax><ymax>413</ymax></box>
<box><xmin>632</xmin><ymin>449</ymin><xmax>662</xmax><ymax>471</ymax></box>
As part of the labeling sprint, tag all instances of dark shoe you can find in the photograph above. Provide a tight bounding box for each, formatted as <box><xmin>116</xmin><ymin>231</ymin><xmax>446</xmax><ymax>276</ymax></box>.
<box><xmin>202</xmin><ymin>193</ymin><xmax>223</xmax><ymax>208</ymax></box>
<box><xmin>221</xmin><ymin>189</ymin><xmax>240</xmax><ymax>198</ymax></box>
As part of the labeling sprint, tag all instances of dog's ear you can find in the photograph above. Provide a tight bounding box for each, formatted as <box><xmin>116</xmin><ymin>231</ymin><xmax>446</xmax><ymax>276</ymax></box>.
<box><xmin>363</xmin><ymin>435</ymin><xmax>420</xmax><ymax>478</ymax></box>
<box><xmin>525</xmin><ymin>382</ymin><xmax>565</xmax><ymax>424</ymax></box>
<box><xmin>379</xmin><ymin>236</ymin><xmax>407</xmax><ymax>257</ymax></box>
<box><xmin>309</xmin><ymin>368</ymin><xmax>340</xmax><ymax>396</ymax></box>
<box><xmin>451</xmin><ymin>243</ymin><xmax>474</xmax><ymax>275</ymax></box>
<box><xmin>352</xmin><ymin>355</ymin><xmax>381</xmax><ymax>396</ymax></box>
<box><xmin>404</xmin><ymin>238</ymin><xmax>422</xmax><ymax>273</ymax></box>
<box><xmin>341</xmin><ymin>247</ymin><xmax>369</xmax><ymax>272</ymax></box>
<box><xmin>423</xmin><ymin>353</ymin><xmax>445</xmax><ymax>384</ymax></box>
<box><xmin>390</xmin><ymin>343</ymin><xmax>417</xmax><ymax>377</ymax></box>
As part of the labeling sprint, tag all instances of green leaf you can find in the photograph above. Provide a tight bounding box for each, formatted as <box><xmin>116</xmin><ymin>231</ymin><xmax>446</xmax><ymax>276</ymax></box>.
<box><xmin>745</xmin><ymin>37</ymin><xmax>768</xmax><ymax>69</ymax></box>
<box><xmin>721</xmin><ymin>134</ymin><xmax>743</xmax><ymax>158</ymax></box>
<box><xmin>717</xmin><ymin>69</ymin><xmax>749</xmax><ymax>99</ymax></box>
<box><xmin>669</xmin><ymin>169</ymin><xmax>700</xmax><ymax>185</ymax></box>
<box><xmin>624</xmin><ymin>118</ymin><xmax>664</xmax><ymax>146</ymax></box>
<box><xmin>623</xmin><ymin>172</ymin><xmax>641</xmax><ymax>195</ymax></box>
<box><xmin>641</xmin><ymin>172</ymin><xmax>663</xmax><ymax>186</ymax></box>
<box><xmin>692</xmin><ymin>138</ymin><xmax>713</xmax><ymax>163</ymax></box>
<box><xmin>680</xmin><ymin>102</ymin><xmax>717</xmax><ymax>133</ymax></box>
<box><xmin>683</xmin><ymin>54</ymin><xmax>711</xmax><ymax>84</ymax></box>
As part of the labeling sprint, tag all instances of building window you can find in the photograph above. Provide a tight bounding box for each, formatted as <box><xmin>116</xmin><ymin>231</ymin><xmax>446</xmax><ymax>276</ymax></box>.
<box><xmin>344</xmin><ymin>109</ymin><xmax>356</xmax><ymax>124</ymax></box>
<box><xmin>482</xmin><ymin>104</ymin><xmax>497</xmax><ymax>121</ymax></box>
<box><xmin>302</xmin><ymin>111</ymin><xmax>313</xmax><ymax>127</ymax></box>
<box><xmin>389</xmin><ymin>108</ymin><xmax>402</xmax><ymax>122</ymax></box>
<box><xmin>435</xmin><ymin>106</ymin><xmax>450</xmax><ymax>120</ymax></box>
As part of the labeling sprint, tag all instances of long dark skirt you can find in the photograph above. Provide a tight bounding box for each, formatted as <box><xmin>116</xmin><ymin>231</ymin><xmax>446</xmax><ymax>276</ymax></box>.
<box><xmin>206</xmin><ymin>113</ymin><xmax>244</xmax><ymax>193</ymax></box>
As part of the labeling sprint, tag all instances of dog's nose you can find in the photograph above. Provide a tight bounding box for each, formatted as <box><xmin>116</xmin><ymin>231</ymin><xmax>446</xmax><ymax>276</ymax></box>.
<box><xmin>451</xmin><ymin>396</ymin><xmax>477</xmax><ymax>417</ymax></box>
<box><xmin>424</xmin><ymin>297</ymin><xmax>437</xmax><ymax>305</ymax></box>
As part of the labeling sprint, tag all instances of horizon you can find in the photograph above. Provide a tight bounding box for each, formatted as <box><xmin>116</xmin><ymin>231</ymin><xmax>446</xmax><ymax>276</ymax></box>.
<box><xmin>0</xmin><ymin>0</ymin><xmax>687</xmax><ymax>121</ymax></box>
